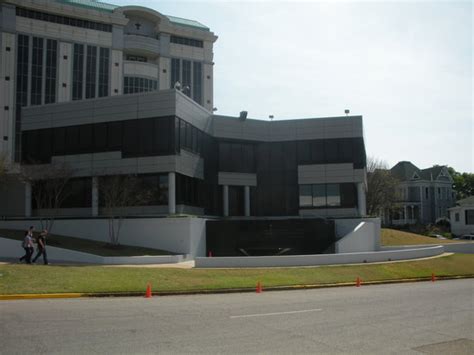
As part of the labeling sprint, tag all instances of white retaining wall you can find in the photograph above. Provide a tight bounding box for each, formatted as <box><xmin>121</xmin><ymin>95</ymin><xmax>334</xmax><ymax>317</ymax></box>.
<box><xmin>382</xmin><ymin>243</ymin><xmax>474</xmax><ymax>254</ymax></box>
<box><xmin>334</xmin><ymin>217</ymin><xmax>381</xmax><ymax>252</ymax></box>
<box><xmin>0</xmin><ymin>237</ymin><xmax>183</xmax><ymax>264</ymax></box>
<box><xmin>195</xmin><ymin>245</ymin><xmax>445</xmax><ymax>268</ymax></box>
<box><xmin>0</xmin><ymin>217</ymin><xmax>207</xmax><ymax>257</ymax></box>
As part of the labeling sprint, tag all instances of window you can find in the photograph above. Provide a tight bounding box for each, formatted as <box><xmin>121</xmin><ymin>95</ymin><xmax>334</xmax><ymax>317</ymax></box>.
<box><xmin>85</xmin><ymin>46</ymin><xmax>97</xmax><ymax>99</ymax></box>
<box><xmin>62</xmin><ymin>178</ymin><xmax>92</xmax><ymax>208</ymax></box>
<box><xmin>98</xmin><ymin>47</ymin><xmax>109</xmax><ymax>97</ymax></box>
<box><xmin>44</xmin><ymin>39</ymin><xmax>58</xmax><ymax>104</ymax></box>
<box><xmin>170</xmin><ymin>35</ymin><xmax>204</xmax><ymax>48</ymax></box>
<box><xmin>299</xmin><ymin>183</ymin><xmax>355</xmax><ymax>208</ymax></box>
<box><xmin>299</xmin><ymin>185</ymin><xmax>312</xmax><ymax>207</ymax></box>
<box><xmin>192</xmin><ymin>62</ymin><xmax>202</xmax><ymax>104</ymax></box>
<box><xmin>171</xmin><ymin>58</ymin><xmax>180</xmax><ymax>88</ymax></box>
<box><xmin>466</xmin><ymin>210</ymin><xmax>474</xmax><ymax>225</ymax></box>
<box><xmin>31</xmin><ymin>37</ymin><xmax>44</xmax><ymax>105</ymax></box>
<box><xmin>126</xmin><ymin>55</ymin><xmax>147</xmax><ymax>62</ymax></box>
<box><xmin>312</xmin><ymin>185</ymin><xmax>326</xmax><ymax>207</ymax></box>
<box><xmin>326</xmin><ymin>184</ymin><xmax>341</xmax><ymax>207</ymax></box>
<box><xmin>425</xmin><ymin>187</ymin><xmax>429</xmax><ymax>199</ymax></box>
<box><xmin>182</xmin><ymin>60</ymin><xmax>191</xmax><ymax>97</ymax></box>
<box><xmin>16</xmin><ymin>7</ymin><xmax>112</xmax><ymax>32</ymax></box>
<box><xmin>72</xmin><ymin>44</ymin><xmax>84</xmax><ymax>100</ymax></box>
<box><xmin>16</xmin><ymin>35</ymin><xmax>29</xmax><ymax>107</ymax></box>
<box><xmin>123</xmin><ymin>76</ymin><xmax>157</xmax><ymax>94</ymax></box>
<box><xmin>455</xmin><ymin>213</ymin><xmax>460</xmax><ymax>222</ymax></box>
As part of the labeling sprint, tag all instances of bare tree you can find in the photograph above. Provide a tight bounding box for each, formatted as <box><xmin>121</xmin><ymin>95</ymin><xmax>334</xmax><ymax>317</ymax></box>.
<box><xmin>19</xmin><ymin>161</ymin><xmax>74</xmax><ymax>231</ymax></box>
<box><xmin>366</xmin><ymin>157</ymin><xmax>399</xmax><ymax>216</ymax></box>
<box><xmin>100</xmin><ymin>175</ymin><xmax>153</xmax><ymax>246</ymax></box>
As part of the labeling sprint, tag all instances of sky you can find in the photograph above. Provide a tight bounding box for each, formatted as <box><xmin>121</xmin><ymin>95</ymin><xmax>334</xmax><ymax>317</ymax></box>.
<box><xmin>112</xmin><ymin>0</ymin><xmax>473</xmax><ymax>173</ymax></box>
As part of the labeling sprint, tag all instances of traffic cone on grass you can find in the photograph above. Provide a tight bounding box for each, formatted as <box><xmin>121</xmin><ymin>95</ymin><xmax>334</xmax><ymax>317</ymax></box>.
<box><xmin>356</xmin><ymin>277</ymin><xmax>362</xmax><ymax>287</ymax></box>
<box><xmin>145</xmin><ymin>283</ymin><xmax>152</xmax><ymax>298</ymax></box>
<box><xmin>431</xmin><ymin>273</ymin><xmax>436</xmax><ymax>282</ymax></box>
<box><xmin>256</xmin><ymin>281</ymin><xmax>263</xmax><ymax>293</ymax></box>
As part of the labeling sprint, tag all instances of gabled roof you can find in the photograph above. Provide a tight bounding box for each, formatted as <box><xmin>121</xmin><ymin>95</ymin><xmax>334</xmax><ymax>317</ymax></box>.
<box><xmin>420</xmin><ymin>166</ymin><xmax>444</xmax><ymax>181</ymax></box>
<box><xmin>56</xmin><ymin>0</ymin><xmax>210</xmax><ymax>31</ymax></box>
<box><xmin>390</xmin><ymin>161</ymin><xmax>421</xmax><ymax>181</ymax></box>
<box><xmin>455</xmin><ymin>196</ymin><xmax>474</xmax><ymax>206</ymax></box>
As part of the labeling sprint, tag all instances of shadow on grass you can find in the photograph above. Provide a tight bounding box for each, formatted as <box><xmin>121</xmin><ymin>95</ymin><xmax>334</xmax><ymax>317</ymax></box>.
<box><xmin>0</xmin><ymin>229</ymin><xmax>177</xmax><ymax>257</ymax></box>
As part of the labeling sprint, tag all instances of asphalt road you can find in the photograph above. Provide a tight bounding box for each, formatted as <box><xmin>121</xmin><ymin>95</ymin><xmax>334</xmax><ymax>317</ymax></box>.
<box><xmin>1</xmin><ymin>279</ymin><xmax>473</xmax><ymax>354</ymax></box>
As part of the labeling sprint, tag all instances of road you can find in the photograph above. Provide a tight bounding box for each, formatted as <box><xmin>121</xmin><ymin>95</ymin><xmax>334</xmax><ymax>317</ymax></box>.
<box><xmin>1</xmin><ymin>279</ymin><xmax>473</xmax><ymax>354</ymax></box>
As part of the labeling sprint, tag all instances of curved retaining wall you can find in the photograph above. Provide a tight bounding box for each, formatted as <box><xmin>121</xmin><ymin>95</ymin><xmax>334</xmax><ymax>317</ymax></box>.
<box><xmin>0</xmin><ymin>237</ymin><xmax>183</xmax><ymax>265</ymax></box>
<box><xmin>195</xmin><ymin>245</ymin><xmax>445</xmax><ymax>268</ymax></box>
<box><xmin>381</xmin><ymin>243</ymin><xmax>474</xmax><ymax>254</ymax></box>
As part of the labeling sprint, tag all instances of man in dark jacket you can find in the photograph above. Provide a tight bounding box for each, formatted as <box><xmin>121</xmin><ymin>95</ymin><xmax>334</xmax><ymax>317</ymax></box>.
<box><xmin>32</xmin><ymin>229</ymin><xmax>49</xmax><ymax>265</ymax></box>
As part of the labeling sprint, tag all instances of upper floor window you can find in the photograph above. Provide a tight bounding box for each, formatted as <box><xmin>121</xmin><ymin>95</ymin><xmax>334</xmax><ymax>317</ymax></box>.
<box><xmin>170</xmin><ymin>35</ymin><xmax>203</xmax><ymax>48</ymax></box>
<box><xmin>16</xmin><ymin>7</ymin><xmax>112</xmax><ymax>32</ymax></box>
<box><xmin>126</xmin><ymin>55</ymin><xmax>147</xmax><ymax>62</ymax></box>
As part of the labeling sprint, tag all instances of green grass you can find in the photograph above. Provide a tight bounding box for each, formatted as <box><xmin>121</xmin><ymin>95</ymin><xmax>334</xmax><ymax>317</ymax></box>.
<box><xmin>381</xmin><ymin>228</ymin><xmax>460</xmax><ymax>246</ymax></box>
<box><xmin>0</xmin><ymin>229</ymin><xmax>175</xmax><ymax>257</ymax></box>
<box><xmin>0</xmin><ymin>254</ymin><xmax>472</xmax><ymax>294</ymax></box>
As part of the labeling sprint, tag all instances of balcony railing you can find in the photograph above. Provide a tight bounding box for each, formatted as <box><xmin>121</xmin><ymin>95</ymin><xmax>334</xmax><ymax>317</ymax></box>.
<box><xmin>123</xmin><ymin>34</ymin><xmax>160</xmax><ymax>56</ymax></box>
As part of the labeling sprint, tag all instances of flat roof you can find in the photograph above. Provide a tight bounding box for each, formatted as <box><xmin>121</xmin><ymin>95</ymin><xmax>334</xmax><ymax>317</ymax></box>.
<box><xmin>56</xmin><ymin>0</ymin><xmax>210</xmax><ymax>31</ymax></box>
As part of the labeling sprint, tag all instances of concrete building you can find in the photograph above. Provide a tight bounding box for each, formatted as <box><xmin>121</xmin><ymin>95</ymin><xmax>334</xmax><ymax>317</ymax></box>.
<box><xmin>383</xmin><ymin>161</ymin><xmax>455</xmax><ymax>225</ymax></box>
<box><xmin>0</xmin><ymin>0</ymin><xmax>217</xmax><ymax>164</ymax></box>
<box><xmin>0</xmin><ymin>0</ymin><xmax>370</xmax><ymax>257</ymax></box>
<box><xmin>449</xmin><ymin>196</ymin><xmax>474</xmax><ymax>236</ymax></box>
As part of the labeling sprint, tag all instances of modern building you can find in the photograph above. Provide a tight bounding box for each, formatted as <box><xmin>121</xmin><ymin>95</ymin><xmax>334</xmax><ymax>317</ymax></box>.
<box><xmin>0</xmin><ymin>0</ymin><xmax>370</xmax><ymax>257</ymax></box>
<box><xmin>382</xmin><ymin>161</ymin><xmax>455</xmax><ymax>225</ymax></box>
<box><xmin>448</xmin><ymin>196</ymin><xmax>474</xmax><ymax>236</ymax></box>
<box><xmin>0</xmin><ymin>0</ymin><xmax>217</xmax><ymax>164</ymax></box>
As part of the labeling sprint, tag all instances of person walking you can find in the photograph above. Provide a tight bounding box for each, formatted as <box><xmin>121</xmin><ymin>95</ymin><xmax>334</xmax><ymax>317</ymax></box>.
<box><xmin>19</xmin><ymin>230</ymin><xmax>34</xmax><ymax>264</ymax></box>
<box><xmin>32</xmin><ymin>229</ymin><xmax>49</xmax><ymax>265</ymax></box>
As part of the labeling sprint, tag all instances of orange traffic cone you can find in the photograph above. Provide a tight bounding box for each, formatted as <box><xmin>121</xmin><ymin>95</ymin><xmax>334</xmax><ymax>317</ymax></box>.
<box><xmin>431</xmin><ymin>273</ymin><xmax>436</xmax><ymax>282</ymax></box>
<box><xmin>256</xmin><ymin>281</ymin><xmax>263</xmax><ymax>293</ymax></box>
<box><xmin>356</xmin><ymin>277</ymin><xmax>361</xmax><ymax>287</ymax></box>
<box><xmin>145</xmin><ymin>283</ymin><xmax>152</xmax><ymax>298</ymax></box>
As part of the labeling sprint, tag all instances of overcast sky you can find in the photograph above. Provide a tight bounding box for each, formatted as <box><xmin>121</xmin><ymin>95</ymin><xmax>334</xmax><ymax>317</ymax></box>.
<box><xmin>113</xmin><ymin>0</ymin><xmax>472</xmax><ymax>173</ymax></box>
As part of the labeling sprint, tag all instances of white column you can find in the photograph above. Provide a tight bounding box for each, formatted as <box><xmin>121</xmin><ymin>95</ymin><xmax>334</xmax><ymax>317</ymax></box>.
<box><xmin>244</xmin><ymin>186</ymin><xmax>250</xmax><ymax>217</ymax></box>
<box><xmin>168</xmin><ymin>172</ymin><xmax>176</xmax><ymax>215</ymax></box>
<box><xmin>92</xmin><ymin>177</ymin><xmax>99</xmax><ymax>217</ymax></box>
<box><xmin>357</xmin><ymin>182</ymin><xmax>366</xmax><ymax>217</ymax></box>
<box><xmin>223</xmin><ymin>185</ymin><xmax>229</xmax><ymax>217</ymax></box>
<box><xmin>25</xmin><ymin>182</ymin><xmax>32</xmax><ymax>217</ymax></box>
<box><xmin>419</xmin><ymin>186</ymin><xmax>424</xmax><ymax>223</ymax></box>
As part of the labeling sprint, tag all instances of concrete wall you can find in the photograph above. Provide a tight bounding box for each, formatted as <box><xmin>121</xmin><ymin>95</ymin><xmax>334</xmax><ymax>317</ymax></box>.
<box><xmin>381</xmin><ymin>243</ymin><xmax>474</xmax><ymax>254</ymax></box>
<box><xmin>334</xmin><ymin>218</ymin><xmax>381</xmax><ymax>251</ymax></box>
<box><xmin>336</xmin><ymin>222</ymin><xmax>374</xmax><ymax>253</ymax></box>
<box><xmin>211</xmin><ymin>115</ymin><xmax>363</xmax><ymax>142</ymax></box>
<box><xmin>298</xmin><ymin>164</ymin><xmax>365</xmax><ymax>184</ymax></box>
<box><xmin>0</xmin><ymin>237</ymin><xmax>183</xmax><ymax>264</ymax></box>
<box><xmin>195</xmin><ymin>245</ymin><xmax>444</xmax><ymax>268</ymax></box>
<box><xmin>0</xmin><ymin>217</ymin><xmax>207</xmax><ymax>257</ymax></box>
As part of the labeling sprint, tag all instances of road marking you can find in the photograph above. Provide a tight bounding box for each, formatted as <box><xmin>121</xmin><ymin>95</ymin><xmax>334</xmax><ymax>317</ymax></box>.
<box><xmin>230</xmin><ymin>308</ymin><xmax>322</xmax><ymax>319</ymax></box>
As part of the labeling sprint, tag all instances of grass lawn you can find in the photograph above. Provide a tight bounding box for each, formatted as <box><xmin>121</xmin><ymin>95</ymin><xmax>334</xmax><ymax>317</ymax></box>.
<box><xmin>381</xmin><ymin>228</ymin><xmax>460</xmax><ymax>246</ymax></box>
<box><xmin>0</xmin><ymin>254</ymin><xmax>472</xmax><ymax>295</ymax></box>
<box><xmin>0</xmin><ymin>229</ymin><xmax>175</xmax><ymax>257</ymax></box>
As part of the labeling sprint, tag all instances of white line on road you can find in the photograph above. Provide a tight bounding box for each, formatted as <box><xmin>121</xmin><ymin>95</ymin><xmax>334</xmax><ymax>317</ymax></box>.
<box><xmin>230</xmin><ymin>308</ymin><xmax>322</xmax><ymax>319</ymax></box>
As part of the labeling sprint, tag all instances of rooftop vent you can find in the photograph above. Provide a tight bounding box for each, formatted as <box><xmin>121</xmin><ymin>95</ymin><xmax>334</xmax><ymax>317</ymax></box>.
<box><xmin>239</xmin><ymin>111</ymin><xmax>248</xmax><ymax>121</ymax></box>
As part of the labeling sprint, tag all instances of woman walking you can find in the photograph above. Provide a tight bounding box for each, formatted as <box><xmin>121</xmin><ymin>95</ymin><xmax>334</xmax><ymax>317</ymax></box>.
<box><xmin>19</xmin><ymin>230</ymin><xmax>34</xmax><ymax>264</ymax></box>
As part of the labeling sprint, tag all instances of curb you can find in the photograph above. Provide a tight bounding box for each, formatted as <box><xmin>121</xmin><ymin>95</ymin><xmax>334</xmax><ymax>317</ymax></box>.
<box><xmin>1</xmin><ymin>275</ymin><xmax>473</xmax><ymax>300</ymax></box>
